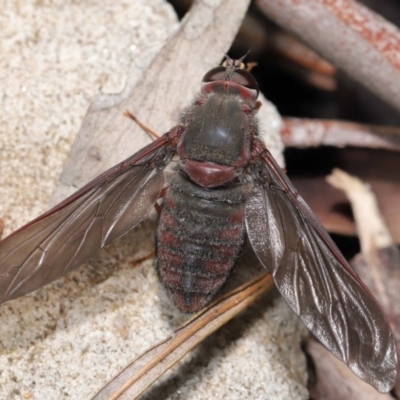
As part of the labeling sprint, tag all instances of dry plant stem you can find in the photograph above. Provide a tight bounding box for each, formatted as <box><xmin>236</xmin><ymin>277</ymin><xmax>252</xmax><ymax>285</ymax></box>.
<box><xmin>92</xmin><ymin>274</ymin><xmax>273</xmax><ymax>400</ymax></box>
<box><xmin>326</xmin><ymin>169</ymin><xmax>393</xmax><ymax>307</ymax></box>
<box><xmin>294</xmin><ymin>67</ymin><xmax>337</xmax><ymax>91</ymax></box>
<box><xmin>256</xmin><ymin>0</ymin><xmax>400</xmax><ymax>112</ymax></box>
<box><xmin>282</xmin><ymin>118</ymin><xmax>400</xmax><ymax>152</ymax></box>
<box><xmin>326</xmin><ymin>169</ymin><xmax>393</xmax><ymax>254</ymax></box>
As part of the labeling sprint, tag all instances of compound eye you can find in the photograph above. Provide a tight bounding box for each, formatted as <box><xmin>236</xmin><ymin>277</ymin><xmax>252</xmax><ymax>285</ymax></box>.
<box><xmin>231</xmin><ymin>69</ymin><xmax>259</xmax><ymax>94</ymax></box>
<box><xmin>202</xmin><ymin>66</ymin><xmax>226</xmax><ymax>85</ymax></box>
<box><xmin>201</xmin><ymin>66</ymin><xmax>259</xmax><ymax>100</ymax></box>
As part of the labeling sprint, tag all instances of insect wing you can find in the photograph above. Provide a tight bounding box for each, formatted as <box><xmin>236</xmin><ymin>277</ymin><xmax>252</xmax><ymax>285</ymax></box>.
<box><xmin>245</xmin><ymin>150</ymin><xmax>397</xmax><ymax>393</ymax></box>
<box><xmin>0</xmin><ymin>136</ymin><xmax>169</xmax><ymax>305</ymax></box>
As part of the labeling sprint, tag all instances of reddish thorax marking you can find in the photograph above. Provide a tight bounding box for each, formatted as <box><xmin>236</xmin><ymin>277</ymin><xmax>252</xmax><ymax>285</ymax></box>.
<box><xmin>183</xmin><ymin>160</ymin><xmax>235</xmax><ymax>188</ymax></box>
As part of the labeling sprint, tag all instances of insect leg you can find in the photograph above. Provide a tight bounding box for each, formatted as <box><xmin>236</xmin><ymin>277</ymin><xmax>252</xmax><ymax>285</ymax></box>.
<box><xmin>123</xmin><ymin>110</ymin><xmax>160</xmax><ymax>140</ymax></box>
<box><xmin>154</xmin><ymin>186</ymin><xmax>168</xmax><ymax>215</ymax></box>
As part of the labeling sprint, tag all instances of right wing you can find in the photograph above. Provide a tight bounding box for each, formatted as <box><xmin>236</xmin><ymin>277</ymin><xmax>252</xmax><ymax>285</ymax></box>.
<box><xmin>245</xmin><ymin>148</ymin><xmax>397</xmax><ymax>393</ymax></box>
<box><xmin>0</xmin><ymin>134</ymin><xmax>171</xmax><ymax>304</ymax></box>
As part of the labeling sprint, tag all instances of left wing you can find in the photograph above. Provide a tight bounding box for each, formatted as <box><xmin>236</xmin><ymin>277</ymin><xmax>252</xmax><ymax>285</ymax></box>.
<box><xmin>0</xmin><ymin>135</ymin><xmax>171</xmax><ymax>304</ymax></box>
<box><xmin>245</xmin><ymin>149</ymin><xmax>397</xmax><ymax>393</ymax></box>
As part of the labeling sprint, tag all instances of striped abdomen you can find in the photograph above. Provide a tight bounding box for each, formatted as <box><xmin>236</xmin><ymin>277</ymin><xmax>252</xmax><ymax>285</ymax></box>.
<box><xmin>156</xmin><ymin>175</ymin><xmax>248</xmax><ymax>313</ymax></box>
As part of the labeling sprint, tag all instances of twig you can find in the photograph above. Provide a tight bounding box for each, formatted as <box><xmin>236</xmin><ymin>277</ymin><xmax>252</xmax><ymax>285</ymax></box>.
<box><xmin>269</xmin><ymin>30</ymin><xmax>336</xmax><ymax>76</ymax></box>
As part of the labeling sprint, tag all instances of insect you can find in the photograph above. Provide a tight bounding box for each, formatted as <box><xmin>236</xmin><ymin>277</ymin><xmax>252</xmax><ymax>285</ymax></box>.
<box><xmin>0</xmin><ymin>56</ymin><xmax>397</xmax><ymax>393</ymax></box>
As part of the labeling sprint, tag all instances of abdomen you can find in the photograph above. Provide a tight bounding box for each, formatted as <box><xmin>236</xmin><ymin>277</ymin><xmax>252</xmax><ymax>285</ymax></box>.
<box><xmin>156</xmin><ymin>174</ymin><xmax>247</xmax><ymax>313</ymax></box>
